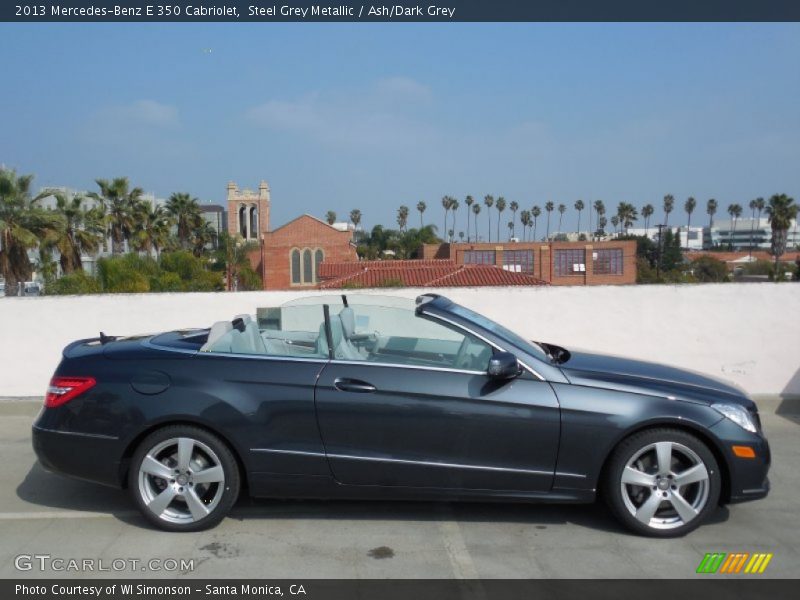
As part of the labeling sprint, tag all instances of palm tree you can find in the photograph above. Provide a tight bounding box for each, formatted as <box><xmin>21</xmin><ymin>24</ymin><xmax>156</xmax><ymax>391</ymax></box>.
<box><xmin>754</xmin><ymin>197</ymin><xmax>766</xmax><ymax>250</ymax></box>
<box><xmin>765</xmin><ymin>193</ymin><xmax>797</xmax><ymax>274</ymax></box>
<box><xmin>616</xmin><ymin>202</ymin><xmax>638</xmax><ymax>234</ymax></box>
<box><xmin>471</xmin><ymin>203</ymin><xmax>481</xmax><ymax>241</ymax></box>
<box><xmin>663</xmin><ymin>194</ymin><xmax>675</xmax><ymax>228</ymax></box>
<box><xmin>349</xmin><ymin>209</ymin><xmax>362</xmax><ymax>231</ymax></box>
<box><xmin>610</xmin><ymin>215</ymin><xmax>620</xmax><ymax>235</ymax></box>
<box><xmin>132</xmin><ymin>203</ymin><xmax>172</xmax><ymax>257</ymax></box>
<box><xmin>593</xmin><ymin>200</ymin><xmax>605</xmax><ymax>240</ymax></box>
<box><xmin>507</xmin><ymin>221</ymin><xmax>513</xmax><ymax>240</ymax></box>
<box><xmin>190</xmin><ymin>217</ymin><xmax>218</xmax><ymax>257</ymax></box>
<box><xmin>727</xmin><ymin>203</ymin><xmax>743</xmax><ymax>249</ymax></box>
<box><xmin>165</xmin><ymin>192</ymin><xmax>201</xmax><ymax>250</ymax></box>
<box><xmin>495</xmin><ymin>196</ymin><xmax>506</xmax><ymax>242</ymax></box>
<box><xmin>544</xmin><ymin>201</ymin><xmax>554</xmax><ymax>239</ymax></box>
<box><xmin>509</xmin><ymin>200</ymin><xmax>519</xmax><ymax>239</ymax></box>
<box><xmin>416</xmin><ymin>201</ymin><xmax>426</xmax><ymax>229</ymax></box>
<box><xmin>483</xmin><ymin>195</ymin><xmax>494</xmax><ymax>242</ymax></box>
<box><xmin>683</xmin><ymin>197</ymin><xmax>696</xmax><ymax>249</ymax></box>
<box><xmin>441</xmin><ymin>196</ymin><xmax>452</xmax><ymax>239</ymax></box>
<box><xmin>531</xmin><ymin>205</ymin><xmax>541</xmax><ymax>241</ymax></box>
<box><xmin>325</xmin><ymin>210</ymin><xmax>337</xmax><ymax>225</ymax></box>
<box><xmin>89</xmin><ymin>177</ymin><xmax>143</xmax><ymax>255</ymax></box>
<box><xmin>449</xmin><ymin>198</ymin><xmax>459</xmax><ymax>240</ymax></box>
<box><xmin>215</xmin><ymin>232</ymin><xmax>260</xmax><ymax>291</ymax></box>
<box><xmin>463</xmin><ymin>196</ymin><xmax>473</xmax><ymax>241</ymax></box>
<box><xmin>0</xmin><ymin>169</ymin><xmax>62</xmax><ymax>295</ymax></box>
<box><xmin>396</xmin><ymin>205</ymin><xmax>409</xmax><ymax>232</ymax></box>
<box><xmin>45</xmin><ymin>191</ymin><xmax>105</xmax><ymax>274</ymax></box>
<box><xmin>519</xmin><ymin>210</ymin><xmax>531</xmax><ymax>241</ymax></box>
<box><xmin>642</xmin><ymin>204</ymin><xmax>655</xmax><ymax>236</ymax></box>
<box><xmin>458</xmin><ymin>231</ymin><xmax>464</xmax><ymax>241</ymax></box>
<box><xmin>574</xmin><ymin>199</ymin><xmax>585</xmax><ymax>235</ymax></box>
<box><xmin>706</xmin><ymin>198</ymin><xmax>718</xmax><ymax>229</ymax></box>
<box><xmin>557</xmin><ymin>203</ymin><xmax>566</xmax><ymax>235</ymax></box>
<box><xmin>598</xmin><ymin>216</ymin><xmax>608</xmax><ymax>236</ymax></box>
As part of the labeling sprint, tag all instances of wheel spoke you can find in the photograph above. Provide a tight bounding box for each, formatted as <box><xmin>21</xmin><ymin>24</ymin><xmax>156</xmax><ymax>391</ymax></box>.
<box><xmin>184</xmin><ymin>487</ymin><xmax>210</xmax><ymax>520</ymax></box>
<box><xmin>669</xmin><ymin>490</ymin><xmax>699</xmax><ymax>523</ymax></box>
<box><xmin>635</xmin><ymin>492</ymin><xmax>663</xmax><ymax>524</ymax></box>
<box><xmin>621</xmin><ymin>466</ymin><xmax>656</xmax><ymax>487</ymax></box>
<box><xmin>177</xmin><ymin>438</ymin><xmax>194</xmax><ymax>471</ymax></box>
<box><xmin>192</xmin><ymin>465</ymin><xmax>224</xmax><ymax>484</ymax></box>
<box><xmin>141</xmin><ymin>455</ymin><xmax>174</xmax><ymax>480</ymax></box>
<box><xmin>673</xmin><ymin>463</ymin><xmax>708</xmax><ymax>486</ymax></box>
<box><xmin>147</xmin><ymin>487</ymin><xmax>177</xmax><ymax>516</ymax></box>
<box><xmin>655</xmin><ymin>442</ymin><xmax>672</xmax><ymax>474</ymax></box>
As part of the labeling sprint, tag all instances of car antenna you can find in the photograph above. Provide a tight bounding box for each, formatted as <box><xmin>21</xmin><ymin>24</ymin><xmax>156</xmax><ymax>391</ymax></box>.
<box><xmin>99</xmin><ymin>331</ymin><xmax>116</xmax><ymax>345</ymax></box>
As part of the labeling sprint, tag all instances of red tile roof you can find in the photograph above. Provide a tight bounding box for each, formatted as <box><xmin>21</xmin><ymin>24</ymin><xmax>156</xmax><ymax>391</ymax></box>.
<box><xmin>318</xmin><ymin>260</ymin><xmax>548</xmax><ymax>289</ymax></box>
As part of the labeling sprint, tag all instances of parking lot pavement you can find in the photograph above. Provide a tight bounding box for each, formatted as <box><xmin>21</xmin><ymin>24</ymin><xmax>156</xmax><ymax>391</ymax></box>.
<box><xmin>0</xmin><ymin>399</ymin><xmax>797</xmax><ymax>579</ymax></box>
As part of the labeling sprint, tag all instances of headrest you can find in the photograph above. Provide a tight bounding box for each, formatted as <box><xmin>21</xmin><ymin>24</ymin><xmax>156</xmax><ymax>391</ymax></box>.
<box><xmin>339</xmin><ymin>307</ymin><xmax>356</xmax><ymax>339</ymax></box>
<box><xmin>201</xmin><ymin>321</ymin><xmax>233</xmax><ymax>352</ymax></box>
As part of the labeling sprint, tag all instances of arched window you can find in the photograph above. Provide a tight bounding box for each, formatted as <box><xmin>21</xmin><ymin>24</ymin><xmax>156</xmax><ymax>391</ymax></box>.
<box><xmin>314</xmin><ymin>249</ymin><xmax>324</xmax><ymax>283</ymax></box>
<box><xmin>238</xmin><ymin>205</ymin><xmax>247</xmax><ymax>237</ymax></box>
<box><xmin>249</xmin><ymin>206</ymin><xmax>258</xmax><ymax>239</ymax></box>
<box><xmin>290</xmin><ymin>249</ymin><xmax>301</xmax><ymax>284</ymax></box>
<box><xmin>303</xmin><ymin>249</ymin><xmax>313</xmax><ymax>283</ymax></box>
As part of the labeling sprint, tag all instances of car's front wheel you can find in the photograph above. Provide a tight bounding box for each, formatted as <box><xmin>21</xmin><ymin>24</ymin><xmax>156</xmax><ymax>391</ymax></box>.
<box><xmin>129</xmin><ymin>425</ymin><xmax>240</xmax><ymax>531</ymax></box>
<box><xmin>604</xmin><ymin>428</ymin><xmax>721</xmax><ymax>537</ymax></box>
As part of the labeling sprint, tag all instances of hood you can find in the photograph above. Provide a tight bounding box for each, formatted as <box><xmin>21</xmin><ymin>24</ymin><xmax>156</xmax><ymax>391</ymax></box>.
<box><xmin>559</xmin><ymin>349</ymin><xmax>754</xmax><ymax>409</ymax></box>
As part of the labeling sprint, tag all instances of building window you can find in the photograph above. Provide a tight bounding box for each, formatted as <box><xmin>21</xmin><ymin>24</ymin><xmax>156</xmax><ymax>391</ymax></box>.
<box><xmin>249</xmin><ymin>206</ymin><xmax>258</xmax><ymax>239</ymax></box>
<box><xmin>463</xmin><ymin>250</ymin><xmax>496</xmax><ymax>265</ymax></box>
<box><xmin>238</xmin><ymin>205</ymin><xmax>247</xmax><ymax>237</ymax></box>
<box><xmin>314</xmin><ymin>249</ymin><xmax>324</xmax><ymax>283</ymax></box>
<box><xmin>502</xmin><ymin>250</ymin><xmax>534</xmax><ymax>273</ymax></box>
<box><xmin>593</xmin><ymin>248</ymin><xmax>624</xmax><ymax>275</ymax></box>
<box><xmin>554</xmin><ymin>248</ymin><xmax>585</xmax><ymax>276</ymax></box>
<box><xmin>303</xmin><ymin>249</ymin><xmax>313</xmax><ymax>283</ymax></box>
<box><xmin>291</xmin><ymin>249</ymin><xmax>301</xmax><ymax>284</ymax></box>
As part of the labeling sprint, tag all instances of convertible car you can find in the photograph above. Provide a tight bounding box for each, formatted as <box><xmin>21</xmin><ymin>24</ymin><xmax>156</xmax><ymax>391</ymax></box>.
<box><xmin>32</xmin><ymin>294</ymin><xmax>770</xmax><ymax>536</ymax></box>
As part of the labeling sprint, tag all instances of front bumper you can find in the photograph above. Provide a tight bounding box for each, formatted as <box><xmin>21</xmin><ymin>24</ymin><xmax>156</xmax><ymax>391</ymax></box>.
<box><xmin>709</xmin><ymin>418</ymin><xmax>771</xmax><ymax>504</ymax></box>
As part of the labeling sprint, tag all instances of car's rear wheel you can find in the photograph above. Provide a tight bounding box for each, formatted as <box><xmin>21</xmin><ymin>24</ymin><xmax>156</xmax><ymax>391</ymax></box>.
<box><xmin>604</xmin><ymin>428</ymin><xmax>721</xmax><ymax>537</ymax></box>
<box><xmin>129</xmin><ymin>425</ymin><xmax>240</xmax><ymax>531</ymax></box>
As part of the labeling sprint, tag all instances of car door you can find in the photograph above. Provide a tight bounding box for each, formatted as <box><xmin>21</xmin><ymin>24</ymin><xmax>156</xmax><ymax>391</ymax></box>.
<box><xmin>314</xmin><ymin>303</ymin><xmax>560</xmax><ymax>492</ymax></box>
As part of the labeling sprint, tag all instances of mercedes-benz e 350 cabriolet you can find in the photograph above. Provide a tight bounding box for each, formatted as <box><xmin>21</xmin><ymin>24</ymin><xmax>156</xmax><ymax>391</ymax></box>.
<box><xmin>33</xmin><ymin>294</ymin><xmax>770</xmax><ymax>536</ymax></box>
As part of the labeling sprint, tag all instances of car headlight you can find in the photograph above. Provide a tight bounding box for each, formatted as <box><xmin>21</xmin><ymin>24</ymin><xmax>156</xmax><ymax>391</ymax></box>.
<box><xmin>712</xmin><ymin>403</ymin><xmax>758</xmax><ymax>433</ymax></box>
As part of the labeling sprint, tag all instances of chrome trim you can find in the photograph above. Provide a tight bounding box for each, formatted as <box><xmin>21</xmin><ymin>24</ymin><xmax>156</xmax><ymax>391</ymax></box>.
<box><xmin>33</xmin><ymin>425</ymin><xmax>119</xmax><ymax>441</ymax></box>
<box><xmin>555</xmin><ymin>471</ymin><xmax>587</xmax><ymax>479</ymax></box>
<box><xmin>327</xmin><ymin>453</ymin><xmax>552</xmax><ymax>476</ymax></box>
<box><xmin>251</xmin><ymin>448</ymin><xmax>326</xmax><ymax>457</ymax></box>
<box><xmin>425</xmin><ymin>312</ymin><xmax>546</xmax><ymax>381</ymax></box>
<box><xmin>142</xmin><ymin>339</ymin><xmax>198</xmax><ymax>356</ymax></box>
<box><xmin>328</xmin><ymin>359</ymin><xmax>484</xmax><ymax>376</ymax></box>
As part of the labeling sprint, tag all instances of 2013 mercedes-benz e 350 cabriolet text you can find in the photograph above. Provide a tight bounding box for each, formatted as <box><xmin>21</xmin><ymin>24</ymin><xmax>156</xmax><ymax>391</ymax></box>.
<box><xmin>32</xmin><ymin>294</ymin><xmax>770</xmax><ymax>536</ymax></box>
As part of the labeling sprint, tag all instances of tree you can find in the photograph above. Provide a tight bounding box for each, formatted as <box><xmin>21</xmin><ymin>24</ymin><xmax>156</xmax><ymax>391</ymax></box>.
<box><xmin>213</xmin><ymin>232</ymin><xmax>261</xmax><ymax>291</ymax></box>
<box><xmin>349</xmin><ymin>209</ymin><xmax>362</xmax><ymax>230</ymax></box>
<box><xmin>89</xmin><ymin>177</ymin><xmax>143</xmax><ymax>255</ymax></box>
<box><xmin>531</xmin><ymin>205</ymin><xmax>541</xmax><ymax>241</ymax></box>
<box><xmin>727</xmin><ymin>203</ymin><xmax>743</xmax><ymax>249</ymax></box>
<box><xmin>495</xmin><ymin>196</ymin><xmax>506</xmax><ymax>241</ymax></box>
<box><xmin>706</xmin><ymin>198</ymin><xmax>718</xmax><ymax>229</ymax></box>
<box><xmin>441</xmin><ymin>196</ymin><xmax>452</xmax><ymax>239</ymax></box>
<box><xmin>684</xmin><ymin>196</ymin><xmax>696</xmax><ymax>249</ymax></box>
<box><xmin>0</xmin><ymin>169</ymin><xmax>62</xmax><ymax>296</ymax></box>
<box><xmin>663</xmin><ymin>194</ymin><xmax>675</xmax><ymax>227</ymax></box>
<box><xmin>165</xmin><ymin>192</ymin><xmax>201</xmax><ymax>250</ymax></box>
<box><xmin>132</xmin><ymin>202</ymin><xmax>172</xmax><ymax>257</ymax></box>
<box><xmin>593</xmin><ymin>200</ymin><xmax>605</xmax><ymax>240</ymax></box>
<box><xmin>483</xmin><ymin>195</ymin><xmax>494</xmax><ymax>242</ymax></box>
<box><xmin>471</xmin><ymin>203</ymin><xmax>481</xmax><ymax>241</ymax></box>
<box><xmin>519</xmin><ymin>209</ymin><xmax>531</xmax><ymax>241</ymax></box>
<box><xmin>189</xmin><ymin>217</ymin><xmax>218</xmax><ymax>257</ymax></box>
<box><xmin>574</xmin><ymin>199</ymin><xmax>585</xmax><ymax>235</ymax></box>
<box><xmin>396</xmin><ymin>205</ymin><xmax>409</xmax><ymax>232</ymax></box>
<box><xmin>47</xmin><ymin>191</ymin><xmax>104</xmax><ymax>274</ymax></box>
<box><xmin>463</xmin><ymin>196</ymin><xmax>473</xmax><ymax>241</ymax></box>
<box><xmin>557</xmin><ymin>203</ymin><xmax>566</xmax><ymax>234</ymax></box>
<box><xmin>642</xmin><ymin>204</ymin><xmax>654</xmax><ymax>236</ymax></box>
<box><xmin>325</xmin><ymin>210</ymin><xmax>337</xmax><ymax>225</ymax></box>
<box><xmin>598</xmin><ymin>216</ymin><xmax>608</xmax><ymax>236</ymax></box>
<box><xmin>416</xmin><ymin>201</ymin><xmax>426</xmax><ymax>229</ymax></box>
<box><xmin>545</xmin><ymin>201</ymin><xmax>554</xmax><ymax>239</ymax></box>
<box><xmin>610</xmin><ymin>215</ymin><xmax>620</xmax><ymax>235</ymax></box>
<box><xmin>508</xmin><ymin>200</ymin><xmax>519</xmax><ymax>239</ymax></box>
<box><xmin>449</xmin><ymin>198</ymin><xmax>459</xmax><ymax>240</ymax></box>
<box><xmin>691</xmin><ymin>256</ymin><xmax>729</xmax><ymax>283</ymax></box>
<box><xmin>616</xmin><ymin>202</ymin><xmax>638</xmax><ymax>234</ymax></box>
<box><xmin>765</xmin><ymin>193</ymin><xmax>797</xmax><ymax>274</ymax></box>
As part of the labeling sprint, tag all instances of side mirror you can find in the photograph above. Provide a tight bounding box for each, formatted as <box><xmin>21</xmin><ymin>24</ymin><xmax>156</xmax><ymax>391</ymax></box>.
<box><xmin>487</xmin><ymin>351</ymin><xmax>521</xmax><ymax>380</ymax></box>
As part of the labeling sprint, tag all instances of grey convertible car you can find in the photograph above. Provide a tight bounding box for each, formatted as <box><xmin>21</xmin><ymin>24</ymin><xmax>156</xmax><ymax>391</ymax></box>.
<box><xmin>33</xmin><ymin>293</ymin><xmax>770</xmax><ymax>536</ymax></box>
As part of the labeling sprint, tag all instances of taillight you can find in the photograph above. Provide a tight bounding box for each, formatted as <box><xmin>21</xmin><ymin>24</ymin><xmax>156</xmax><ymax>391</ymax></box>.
<box><xmin>45</xmin><ymin>376</ymin><xmax>96</xmax><ymax>408</ymax></box>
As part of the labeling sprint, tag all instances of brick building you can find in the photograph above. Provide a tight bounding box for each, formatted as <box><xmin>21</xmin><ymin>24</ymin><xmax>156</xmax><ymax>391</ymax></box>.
<box><xmin>420</xmin><ymin>240</ymin><xmax>637</xmax><ymax>286</ymax></box>
<box><xmin>227</xmin><ymin>180</ymin><xmax>357</xmax><ymax>290</ymax></box>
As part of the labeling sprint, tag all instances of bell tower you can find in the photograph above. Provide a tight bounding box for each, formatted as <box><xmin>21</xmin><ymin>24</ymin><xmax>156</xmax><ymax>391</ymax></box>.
<box><xmin>227</xmin><ymin>180</ymin><xmax>271</xmax><ymax>240</ymax></box>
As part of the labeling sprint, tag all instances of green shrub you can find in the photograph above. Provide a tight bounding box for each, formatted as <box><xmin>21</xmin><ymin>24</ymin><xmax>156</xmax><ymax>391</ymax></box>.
<box><xmin>46</xmin><ymin>270</ymin><xmax>101</xmax><ymax>295</ymax></box>
<box><xmin>691</xmin><ymin>256</ymin><xmax>729</xmax><ymax>283</ymax></box>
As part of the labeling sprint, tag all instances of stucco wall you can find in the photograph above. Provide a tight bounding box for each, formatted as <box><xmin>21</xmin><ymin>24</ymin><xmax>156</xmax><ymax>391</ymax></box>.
<box><xmin>0</xmin><ymin>284</ymin><xmax>797</xmax><ymax>398</ymax></box>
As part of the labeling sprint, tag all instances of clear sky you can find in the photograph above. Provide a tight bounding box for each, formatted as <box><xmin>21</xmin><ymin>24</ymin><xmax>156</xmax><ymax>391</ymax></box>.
<box><xmin>1</xmin><ymin>22</ymin><xmax>798</xmax><ymax>236</ymax></box>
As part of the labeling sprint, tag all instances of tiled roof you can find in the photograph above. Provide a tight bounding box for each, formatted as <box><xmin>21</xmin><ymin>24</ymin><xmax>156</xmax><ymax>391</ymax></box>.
<box><xmin>318</xmin><ymin>260</ymin><xmax>548</xmax><ymax>289</ymax></box>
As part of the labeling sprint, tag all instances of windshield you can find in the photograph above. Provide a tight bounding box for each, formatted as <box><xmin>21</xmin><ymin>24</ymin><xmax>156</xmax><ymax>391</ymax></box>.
<box><xmin>444</xmin><ymin>303</ymin><xmax>550</xmax><ymax>362</ymax></box>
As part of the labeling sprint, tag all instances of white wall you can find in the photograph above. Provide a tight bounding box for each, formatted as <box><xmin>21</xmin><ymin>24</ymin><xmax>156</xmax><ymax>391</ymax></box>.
<box><xmin>1</xmin><ymin>284</ymin><xmax>798</xmax><ymax>398</ymax></box>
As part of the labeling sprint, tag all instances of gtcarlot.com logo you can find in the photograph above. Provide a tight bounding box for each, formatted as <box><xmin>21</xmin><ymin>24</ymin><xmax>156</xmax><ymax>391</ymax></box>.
<box><xmin>696</xmin><ymin>552</ymin><xmax>773</xmax><ymax>574</ymax></box>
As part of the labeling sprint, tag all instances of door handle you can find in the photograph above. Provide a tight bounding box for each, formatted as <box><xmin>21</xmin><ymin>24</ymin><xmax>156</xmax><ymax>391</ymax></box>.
<box><xmin>334</xmin><ymin>378</ymin><xmax>377</xmax><ymax>393</ymax></box>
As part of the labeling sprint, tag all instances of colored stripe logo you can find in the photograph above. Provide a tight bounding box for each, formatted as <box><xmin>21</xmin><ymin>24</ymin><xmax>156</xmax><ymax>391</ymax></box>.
<box><xmin>696</xmin><ymin>552</ymin><xmax>773</xmax><ymax>574</ymax></box>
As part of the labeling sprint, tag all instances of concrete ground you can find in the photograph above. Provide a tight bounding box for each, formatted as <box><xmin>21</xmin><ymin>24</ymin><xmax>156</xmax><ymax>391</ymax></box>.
<box><xmin>0</xmin><ymin>398</ymin><xmax>797</xmax><ymax>579</ymax></box>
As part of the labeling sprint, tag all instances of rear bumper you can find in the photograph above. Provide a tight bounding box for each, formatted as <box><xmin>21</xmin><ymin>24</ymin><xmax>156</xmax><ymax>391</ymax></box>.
<box><xmin>32</xmin><ymin>425</ymin><xmax>123</xmax><ymax>488</ymax></box>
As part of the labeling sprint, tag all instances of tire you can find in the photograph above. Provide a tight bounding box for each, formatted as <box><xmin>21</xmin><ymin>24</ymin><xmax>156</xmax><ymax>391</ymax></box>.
<box><xmin>603</xmin><ymin>428</ymin><xmax>721</xmax><ymax>538</ymax></box>
<box><xmin>128</xmin><ymin>425</ymin><xmax>240</xmax><ymax>532</ymax></box>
